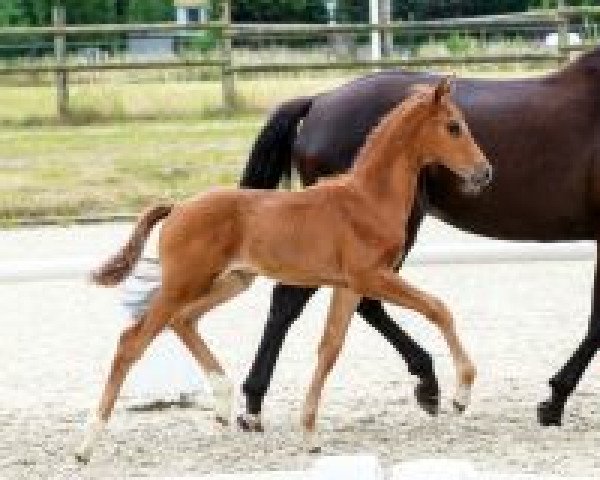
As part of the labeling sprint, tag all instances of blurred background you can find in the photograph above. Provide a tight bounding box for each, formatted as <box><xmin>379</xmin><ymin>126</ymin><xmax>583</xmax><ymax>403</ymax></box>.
<box><xmin>0</xmin><ymin>0</ymin><xmax>597</xmax><ymax>222</ymax></box>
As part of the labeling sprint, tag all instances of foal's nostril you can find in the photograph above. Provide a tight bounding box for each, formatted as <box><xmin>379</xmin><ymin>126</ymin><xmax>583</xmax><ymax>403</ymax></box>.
<box><xmin>483</xmin><ymin>163</ymin><xmax>493</xmax><ymax>183</ymax></box>
<box><xmin>474</xmin><ymin>162</ymin><xmax>492</xmax><ymax>186</ymax></box>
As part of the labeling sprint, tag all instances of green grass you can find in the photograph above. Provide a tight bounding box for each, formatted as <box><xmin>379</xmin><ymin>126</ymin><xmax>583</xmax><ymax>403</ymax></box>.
<box><xmin>0</xmin><ymin>69</ymin><xmax>551</xmax><ymax>222</ymax></box>
<box><xmin>0</xmin><ymin>119</ymin><xmax>264</xmax><ymax>220</ymax></box>
<box><xmin>0</xmin><ymin>68</ymin><xmax>550</xmax><ymax>126</ymax></box>
<box><xmin>0</xmin><ymin>76</ymin><xmax>356</xmax><ymax>125</ymax></box>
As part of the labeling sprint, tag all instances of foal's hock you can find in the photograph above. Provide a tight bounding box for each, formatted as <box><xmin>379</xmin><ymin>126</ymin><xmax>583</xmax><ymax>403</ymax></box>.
<box><xmin>77</xmin><ymin>77</ymin><xmax>491</xmax><ymax>462</ymax></box>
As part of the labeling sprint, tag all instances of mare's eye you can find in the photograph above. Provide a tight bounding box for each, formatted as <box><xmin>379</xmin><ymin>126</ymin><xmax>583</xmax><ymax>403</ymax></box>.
<box><xmin>447</xmin><ymin>121</ymin><xmax>461</xmax><ymax>137</ymax></box>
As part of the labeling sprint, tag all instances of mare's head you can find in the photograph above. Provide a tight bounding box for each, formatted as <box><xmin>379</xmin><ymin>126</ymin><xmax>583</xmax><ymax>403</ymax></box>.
<box><xmin>408</xmin><ymin>77</ymin><xmax>492</xmax><ymax>194</ymax></box>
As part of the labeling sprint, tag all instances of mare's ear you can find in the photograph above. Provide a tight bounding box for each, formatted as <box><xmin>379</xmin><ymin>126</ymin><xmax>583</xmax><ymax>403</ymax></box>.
<box><xmin>433</xmin><ymin>75</ymin><xmax>454</xmax><ymax>103</ymax></box>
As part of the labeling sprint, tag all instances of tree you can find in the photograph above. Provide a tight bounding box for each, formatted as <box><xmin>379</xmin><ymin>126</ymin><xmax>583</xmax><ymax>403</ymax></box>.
<box><xmin>20</xmin><ymin>0</ymin><xmax>118</xmax><ymax>26</ymax></box>
<box><xmin>393</xmin><ymin>0</ymin><xmax>531</xmax><ymax>20</ymax></box>
<box><xmin>127</xmin><ymin>0</ymin><xmax>173</xmax><ymax>23</ymax></box>
<box><xmin>63</xmin><ymin>0</ymin><xmax>117</xmax><ymax>25</ymax></box>
<box><xmin>231</xmin><ymin>0</ymin><xmax>327</xmax><ymax>23</ymax></box>
<box><xmin>0</xmin><ymin>0</ymin><xmax>27</xmax><ymax>26</ymax></box>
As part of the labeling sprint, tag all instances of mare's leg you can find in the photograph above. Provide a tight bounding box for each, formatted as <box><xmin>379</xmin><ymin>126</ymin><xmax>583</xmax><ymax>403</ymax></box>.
<box><xmin>170</xmin><ymin>271</ymin><xmax>254</xmax><ymax>425</ymax></box>
<box><xmin>302</xmin><ymin>288</ymin><xmax>360</xmax><ymax>451</ymax></box>
<box><xmin>358</xmin><ymin>271</ymin><xmax>476</xmax><ymax>412</ymax></box>
<box><xmin>357</xmin><ymin>207</ymin><xmax>439</xmax><ymax>414</ymax></box>
<box><xmin>356</xmin><ymin>299</ymin><xmax>438</xmax><ymax>414</ymax></box>
<box><xmin>238</xmin><ymin>284</ymin><xmax>317</xmax><ymax>431</ymax></box>
<box><xmin>75</xmin><ymin>291</ymin><xmax>175</xmax><ymax>463</ymax></box>
<box><xmin>240</xmin><ymin>295</ymin><xmax>437</xmax><ymax>424</ymax></box>
<box><xmin>538</xmin><ymin>244</ymin><xmax>600</xmax><ymax>426</ymax></box>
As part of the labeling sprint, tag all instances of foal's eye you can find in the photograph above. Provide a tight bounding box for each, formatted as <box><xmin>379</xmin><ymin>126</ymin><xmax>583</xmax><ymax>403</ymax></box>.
<box><xmin>447</xmin><ymin>121</ymin><xmax>461</xmax><ymax>137</ymax></box>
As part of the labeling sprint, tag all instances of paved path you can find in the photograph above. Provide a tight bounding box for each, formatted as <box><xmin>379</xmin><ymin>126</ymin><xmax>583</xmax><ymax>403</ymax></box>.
<box><xmin>1</xmin><ymin>219</ymin><xmax>599</xmax><ymax>478</ymax></box>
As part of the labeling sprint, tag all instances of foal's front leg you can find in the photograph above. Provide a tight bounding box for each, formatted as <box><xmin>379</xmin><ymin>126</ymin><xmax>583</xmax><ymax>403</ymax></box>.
<box><xmin>302</xmin><ymin>288</ymin><xmax>360</xmax><ymax>452</ymax></box>
<box><xmin>358</xmin><ymin>270</ymin><xmax>476</xmax><ymax>412</ymax></box>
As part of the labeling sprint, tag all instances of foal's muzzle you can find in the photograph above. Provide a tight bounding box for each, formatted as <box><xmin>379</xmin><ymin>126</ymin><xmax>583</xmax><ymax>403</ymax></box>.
<box><xmin>462</xmin><ymin>161</ymin><xmax>493</xmax><ymax>194</ymax></box>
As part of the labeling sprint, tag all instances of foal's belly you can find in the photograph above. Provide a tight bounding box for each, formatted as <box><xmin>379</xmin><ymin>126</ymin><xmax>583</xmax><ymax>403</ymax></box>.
<box><xmin>239</xmin><ymin>201</ymin><xmax>349</xmax><ymax>288</ymax></box>
<box><xmin>227</xmin><ymin>257</ymin><xmax>348</xmax><ymax>289</ymax></box>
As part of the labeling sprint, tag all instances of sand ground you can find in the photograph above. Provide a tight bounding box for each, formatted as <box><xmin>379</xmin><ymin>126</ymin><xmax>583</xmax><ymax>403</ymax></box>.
<box><xmin>0</xmin><ymin>219</ymin><xmax>599</xmax><ymax>479</ymax></box>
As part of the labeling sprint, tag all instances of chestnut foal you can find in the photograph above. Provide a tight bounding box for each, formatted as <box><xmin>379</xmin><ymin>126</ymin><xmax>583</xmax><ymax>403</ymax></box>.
<box><xmin>76</xmin><ymin>78</ymin><xmax>491</xmax><ymax>462</ymax></box>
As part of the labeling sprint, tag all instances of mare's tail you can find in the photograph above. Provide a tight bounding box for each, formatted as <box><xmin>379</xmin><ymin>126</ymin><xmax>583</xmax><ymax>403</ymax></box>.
<box><xmin>91</xmin><ymin>204</ymin><xmax>173</xmax><ymax>286</ymax></box>
<box><xmin>239</xmin><ymin>96</ymin><xmax>313</xmax><ymax>189</ymax></box>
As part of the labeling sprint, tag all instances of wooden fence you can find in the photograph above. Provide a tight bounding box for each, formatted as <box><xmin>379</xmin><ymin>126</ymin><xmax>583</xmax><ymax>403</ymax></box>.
<box><xmin>0</xmin><ymin>5</ymin><xmax>598</xmax><ymax>117</ymax></box>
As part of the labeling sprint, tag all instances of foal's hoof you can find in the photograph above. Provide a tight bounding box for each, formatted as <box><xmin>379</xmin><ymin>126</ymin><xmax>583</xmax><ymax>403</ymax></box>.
<box><xmin>451</xmin><ymin>384</ymin><xmax>472</xmax><ymax>415</ymax></box>
<box><xmin>415</xmin><ymin>379</ymin><xmax>440</xmax><ymax>416</ymax></box>
<box><xmin>302</xmin><ymin>430</ymin><xmax>321</xmax><ymax>454</ymax></box>
<box><xmin>216</xmin><ymin>415</ymin><xmax>230</xmax><ymax>427</ymax></box>
<box><xmin>236</xmin><ymin>414</ymin><xmax>264</xmax><ymax>433</ymax></box>
<box><xmin>537</xmin><ymin>399</ymin><xmax>564</xmax><ymax>427</ymax></box>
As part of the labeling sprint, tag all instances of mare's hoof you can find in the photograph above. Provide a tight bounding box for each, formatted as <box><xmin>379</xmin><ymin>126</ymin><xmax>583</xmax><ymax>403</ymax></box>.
<box><xmin>74</xmin><ymin>452</ymin><xmax>90</xmax><ymax>465</ymax></box>
<box><xmin>537</xmin><ymin>399</ymin><xmax>564</xmax><ymax>427</ymax></box>
<box><xmin>415</xmin><ymin>379</ymin><xmax>440</xmax><ymax>416</ymax></box>
<box><xmin>452</xmin><ymin>400</ymin><xmax>467</xmax><ymax>414</ymax></box>
<box><xmin>236</xmin><ymin>414</ymin><xmax>264</xmax><ymax>433</ymax></box>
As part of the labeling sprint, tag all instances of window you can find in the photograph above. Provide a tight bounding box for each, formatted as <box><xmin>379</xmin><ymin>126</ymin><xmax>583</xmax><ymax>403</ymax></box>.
<box><xmin>187</xmin><ymin>8</ymin><xmax>199</xmax><ymax>23</ymax></box>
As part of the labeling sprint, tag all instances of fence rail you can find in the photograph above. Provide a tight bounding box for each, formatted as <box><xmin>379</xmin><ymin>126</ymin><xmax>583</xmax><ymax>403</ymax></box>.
<box><xmin>0</xmin><ymin>5</ymin><xmax>598</xmax><ymax>116</ymax></box>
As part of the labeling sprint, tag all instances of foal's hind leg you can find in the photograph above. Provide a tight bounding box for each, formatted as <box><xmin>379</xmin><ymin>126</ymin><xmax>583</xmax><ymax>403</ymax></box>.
<box><xmin>75</xmin><ymin>292</ymin><xmax>175</xmax><ymax>463</ymax></box>
<box><xmin>170</xmin><ymin>271</ymin><xmax>254</xmax><ymax>425</ymax></box>
<box><xmin>358</xmin><ymin>271</ymin><xmax>476</xmax><ymax>413</ymax></box>
<box><xmin>302</xmin><ymin>288</ymin><xmax>360</xmax><ymax>452</ymax></box>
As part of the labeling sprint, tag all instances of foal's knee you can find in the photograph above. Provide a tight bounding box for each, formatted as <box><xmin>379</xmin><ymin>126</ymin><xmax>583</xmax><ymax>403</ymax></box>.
<box><xmin>318</xmin><ymin>334</ymin><xmax>345</xmax><ymax>368</ymax></box>
<box><xmin>115</xmin><ymin>322</ymin><xmax>145</xmax><ymax>364</ymax></box>
<box><xmin>425</xmin><ymin>296</ymin><xmax>453</xmax><ymax>328</ymax></box>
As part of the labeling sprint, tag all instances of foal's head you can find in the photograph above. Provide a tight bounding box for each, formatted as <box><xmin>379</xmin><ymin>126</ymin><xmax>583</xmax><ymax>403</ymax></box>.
<box><xmin>409</xmin><ymin>77</ymin><xmax>492</xmax><ymax>193</ymax></box>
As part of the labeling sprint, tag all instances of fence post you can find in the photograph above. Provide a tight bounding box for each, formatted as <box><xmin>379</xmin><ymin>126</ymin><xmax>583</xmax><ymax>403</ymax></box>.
<box><xmin>53</xmin><ymin>4</ymin><xmax>69</xmax><ymax>119</ymax></box>
<box><xmin>557</xmin><ymin>0</ymin><xmax>568</xmax><ymax>47</ymax></box>
<box><xmin>380</xmin><ymin>0</ymin><xmax>393</xmax><ymax>58</ymax></box>
<box><xmin>369</xmin><ymin>0</ymin><xmax>381</xmax><ymax>62</ymax></box>
<box><xmin>221</xmin><ymin>0</ymin><xmax>235</xmax><ymax>110</ymax></box>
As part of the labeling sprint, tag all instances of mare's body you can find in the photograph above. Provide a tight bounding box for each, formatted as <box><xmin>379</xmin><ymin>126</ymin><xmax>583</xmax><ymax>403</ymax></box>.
<box><xmin>239</xmin><ymin>48</ymin><xmax>600</xmax><ymax>427</ymax></box>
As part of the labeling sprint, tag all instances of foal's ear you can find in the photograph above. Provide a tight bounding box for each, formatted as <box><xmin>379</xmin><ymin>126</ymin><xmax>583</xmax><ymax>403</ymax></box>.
<box><xmin>433</xmin><ymin>76</ymin><xmax>454</xmax><ymax>103</ymax></box>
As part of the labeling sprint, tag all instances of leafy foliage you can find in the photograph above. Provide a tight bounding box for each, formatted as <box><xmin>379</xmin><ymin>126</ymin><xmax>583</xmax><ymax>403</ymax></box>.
<box><xmin>231</xmin><ymin>0</ymin><xmax>327</xmax><ymax>23</ymax></box>
<box><xmin>2</xmin><ymin>1</ymin><xmax>595</xmax><ymax>27</ymax></box>
<box><xmin>127</xmin><ymin>0</ymin><xmax>173</xmax><ymax>22</ymax></box>
<box><xmin>0</xmin><ymin>0</ymin><xmax>26</xmax><ymax>27</ymax></box>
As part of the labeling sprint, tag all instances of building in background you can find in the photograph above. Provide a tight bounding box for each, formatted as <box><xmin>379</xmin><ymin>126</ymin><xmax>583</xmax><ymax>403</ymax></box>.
<box><xmin>128</xmin><ymin>0</ymin><xmax>210</xmax><ymax>57</ymax></box>
<box><xmin>176</xmin><ymin>0</ymin><xmax>210</xmax><ymax>25</ymax></box>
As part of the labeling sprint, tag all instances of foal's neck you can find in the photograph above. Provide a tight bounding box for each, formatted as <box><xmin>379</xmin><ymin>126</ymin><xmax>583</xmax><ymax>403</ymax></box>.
<box><xmin>349</xmin><ymin>99</ymin><xmax>426</xmax><ymax>228</ymax></box>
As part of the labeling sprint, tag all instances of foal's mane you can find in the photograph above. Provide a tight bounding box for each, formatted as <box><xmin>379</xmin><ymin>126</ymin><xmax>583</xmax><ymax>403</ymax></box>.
<box><xmin>351</xmin><ymin>85</ymin><xmax>434</xmax><ymax>172</ymax></box>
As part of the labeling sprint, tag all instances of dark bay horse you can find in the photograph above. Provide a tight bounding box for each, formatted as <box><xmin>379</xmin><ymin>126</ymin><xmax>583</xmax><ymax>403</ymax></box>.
<box><xmin>77</xmin><ymin>80</ymin><xmax>490</xmax><ymax>461</ymax></box>
<box><xmin>238</xmin><ymin>47</ymin><xmax>600</xmax><ymax>430</ymax></box>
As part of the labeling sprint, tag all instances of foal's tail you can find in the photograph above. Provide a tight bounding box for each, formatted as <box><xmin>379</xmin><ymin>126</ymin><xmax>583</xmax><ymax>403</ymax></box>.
<box><xmin>91</xmin><ymin>204</ymin><xmax>173</xmax><ymax>286</ymax></box>
<box><xmin>239</xmin><ymin>96</ymin><xmax>313</xmax><ymax>189</ymax></box>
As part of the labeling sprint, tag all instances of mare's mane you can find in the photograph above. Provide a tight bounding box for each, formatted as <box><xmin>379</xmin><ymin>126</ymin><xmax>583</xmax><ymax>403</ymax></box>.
<box><xmin>311</xmin><ymin>86</ymin><xmax>436</xmax><ymax>190</ymax></box>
